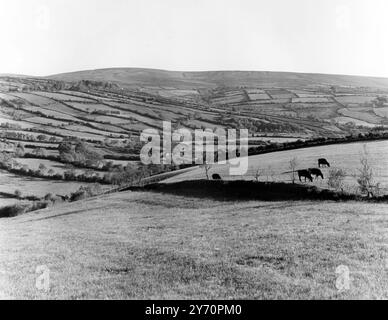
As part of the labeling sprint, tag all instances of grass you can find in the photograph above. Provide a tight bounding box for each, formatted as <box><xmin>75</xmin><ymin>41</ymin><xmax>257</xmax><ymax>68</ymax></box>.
<box><xmin>0</xmin><ymin>169</ymin><xmax>106</xmax><ymax>198</ymax></box>
<box><xmin>164</xmin><ymin>140</ymin><xmax>388</xmax><ymax>194</ymax></box>
<box><xmin>338</xmin><ymin>108</ymin><xmax>382</xmax><ymax>124</ymax></box>
<box><xmin>1</xmin><ymin>73</ymin><xmax>388</xmax><ymax>299</ymax></box>
<box><xmin>35</xmin><ymin>91</ymin><xmax>95</xmax><ymax>102</ymax></box>
<box><xmin>0</xmin><ymin>190</ymin><xmax>387</xmax><ymax>299</ymax></box>
<box><xmin>335</xmin><ymin>117</ymin><xmax>377</xmax><ymax>128</ymax></box>
<box><xmin>374</xmin><ymin>107</ymin><xmax>388</xmax><ymax>119</ymax></box>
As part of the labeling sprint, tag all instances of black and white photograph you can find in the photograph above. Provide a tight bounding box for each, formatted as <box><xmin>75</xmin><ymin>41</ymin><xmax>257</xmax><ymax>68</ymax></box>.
<box><xmin>0</xmin><ymin>0</ymin><xmax>388</xmax><ymax>303</ymax></box>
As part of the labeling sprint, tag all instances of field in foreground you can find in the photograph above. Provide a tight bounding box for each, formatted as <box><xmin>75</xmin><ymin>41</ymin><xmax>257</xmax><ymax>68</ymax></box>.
<box><xmin>0</xmin><ymin>190</ymin><xmax>387</xmax><ymax>299</ymax></box>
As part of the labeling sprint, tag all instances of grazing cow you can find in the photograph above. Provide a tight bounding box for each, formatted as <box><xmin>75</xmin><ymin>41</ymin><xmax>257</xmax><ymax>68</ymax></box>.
<box><xmin>298</xmin><ymin>170</ymin><xmax>313</xmax><ymax>182</ymax></box>
<box><xmin>318</xmin><ymin>158</ymin><xmax>330</xmax><ymax>168</ymax></box>
<box><xmin>212</xmin><ymin>173</ymin><xmax>222</xmax><ymax>180</ymax></box>
<box><xmin>308</xmin><ymin>168</ymin><xmax>324</xmax><ymax>180</ymax></box>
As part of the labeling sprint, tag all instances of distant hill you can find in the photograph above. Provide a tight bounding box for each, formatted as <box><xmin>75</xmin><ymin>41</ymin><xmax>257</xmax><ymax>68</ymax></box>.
<box><xmin>48</xmin><ymin>68</ymin><xmax>388</xmax><ymax>89</ymax></box>
<box><xmin>0</xmin><ymin>73</ymin><xmax>33</xmax><ymax>78</ymax></box>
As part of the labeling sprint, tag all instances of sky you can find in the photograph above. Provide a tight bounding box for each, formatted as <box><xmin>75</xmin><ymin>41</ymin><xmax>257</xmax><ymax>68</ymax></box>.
<box><xmin>0</xmin><ymin>0</ymin><xmax>387</xmax><ymax>77</ymax></box>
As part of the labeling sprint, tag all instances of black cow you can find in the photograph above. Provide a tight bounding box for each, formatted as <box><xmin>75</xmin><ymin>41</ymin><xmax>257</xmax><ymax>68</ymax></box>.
<box><xmin>212</xmin><ymin>173</ymin><xmax>222</xmax><ymax>180</ymax></box>
<box><xmin>318</xmin><ymin>158</ymin><xmax>330</xmax><ymax>168</ymax></box>
<box><xmin>298</xmin><ymin>170</ymin><xmax>313</xmax><ymax>182</ymax></box>
<box><xmin>308</xmin><ymin>168</ymin><xmax>324</xmax><ymax>180</ymax></box>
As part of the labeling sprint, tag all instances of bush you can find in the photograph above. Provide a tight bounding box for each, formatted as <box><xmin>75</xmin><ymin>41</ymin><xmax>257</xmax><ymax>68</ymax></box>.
<box><xmin>69</xmin><ymin>189</ymin><xmax>88</xmax><ymax>202</ymax></box>
<box><xmin>356</xmin><ymin>145</ymin><xmax>381</xmax><ymax>197</ymax></box>
<box><xmin>0</xmin><ymin>204</ymin><xmax>27</xmax><ymax>218</ymax></box>
<box><xmin>29</xmin><ymin>201</ymin><xmax>50</xmax><ymax>212</ymax></box>
<box><xmin>327</xmin><ymin>169</ymin><xmax>346</xmax><ymax>191</ymax></box>
<box><xmin>69</xmin><ymin>184</ymin><xmax>103</xmax><ymax>202</ymax></box>
<box><xmin>0</xmin><ymin>201</ymin><xmax>49</xmax><ymax>218</ymax></box>
<box><xmin>44</xmin><ymin>193</ymin><xmax>55</xmax><ymax>201</ymax></box>
<box><xmin>14</xmin><ymin>189</ymin><xmax>22</xmax><ymax>199</ymax></box>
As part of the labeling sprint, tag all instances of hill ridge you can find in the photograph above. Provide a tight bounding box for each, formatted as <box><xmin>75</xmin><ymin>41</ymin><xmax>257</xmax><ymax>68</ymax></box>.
<box><xmin>47</xmin><ymin>68</ymin><xmax>388</xmax><ymax>89</ymax></box>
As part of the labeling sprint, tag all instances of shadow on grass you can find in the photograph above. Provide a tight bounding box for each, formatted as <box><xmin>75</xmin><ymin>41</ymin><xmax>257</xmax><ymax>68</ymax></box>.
<box><xmin>124</xmin><ymin>180</ymin><xmax>388</xmax><ymax>202</ymax></box>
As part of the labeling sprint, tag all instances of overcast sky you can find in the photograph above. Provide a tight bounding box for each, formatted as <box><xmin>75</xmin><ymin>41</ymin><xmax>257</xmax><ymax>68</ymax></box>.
<box><xmin>0</xmin><ymin>0</ymin><xmax>387</xmax><ymax>77</ymax></box>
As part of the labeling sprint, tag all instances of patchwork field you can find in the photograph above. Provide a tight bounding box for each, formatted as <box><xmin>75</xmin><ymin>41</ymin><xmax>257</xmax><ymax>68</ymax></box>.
<box><xmin>1</xmin><ymin>70</ymin><xmax>387</xmax><ymax>208</ymax></box>
<box><xmin>374</xmin><ymin>107</ymin><xmax>388</xmax><ymax>118</ymax></box>
<box><xmin>1</xmin><ymin>69</ymin><xmax>388</xmax><ymax>300</ymax></box>
<box><xmin>336</xmin><ymin>95</ymin><xmax>377</xmax><ymax>104</ymax></box>
<box><xmin>338</xmin><ymin>108</ymin><xmax>383</xmax><ymax>125</ymax></box>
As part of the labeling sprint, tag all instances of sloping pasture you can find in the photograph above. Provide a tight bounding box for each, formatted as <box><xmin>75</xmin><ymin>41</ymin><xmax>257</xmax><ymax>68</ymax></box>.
<box><xmin>163</xmin><ymin>140</ymin><xmax>388</xmax><ymax>194</ymax></box>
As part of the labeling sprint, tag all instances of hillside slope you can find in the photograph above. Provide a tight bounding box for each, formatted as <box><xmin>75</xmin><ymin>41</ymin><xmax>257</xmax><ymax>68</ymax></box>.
<box><xmin>48</xmin><ymin>68</ymin><xmax>388</xmax><ymax>89</ymax></box>
<box><xmin>163</xmin><ymin>140</ymin><xmax>388</xmax><ymax>194</ymax></box>
<box><xmin>0</xmin><ymin>191</ymin><xmax>387</xmax><ymax>299</ymax></box>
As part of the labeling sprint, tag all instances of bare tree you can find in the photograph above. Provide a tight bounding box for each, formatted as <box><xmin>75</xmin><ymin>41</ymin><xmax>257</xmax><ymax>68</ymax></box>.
<box><xmin>327</xmin><ymin>168</ymin><xmax>346</xmax><ymax>192</ymax></box>
<box><xmin>254</xmin><ymin>168</ymin><xmax>264</xmax><ymax>182</ymax></box>
<box><xmin>201</xmin><ymin>161</ymin><xmax>212</xmax><ymax>180</ymax></box>
<box><xmin>265</xmin><ymin>165</ymin><xmax>275</xmax><ymax>182</ymax></box>
<box><xmin>289</xmin><ymin>157</ymin><xmax>299</xmax><ymax>184</ymax></box>
<box><xmin>137</xmin><ymin>165</ymin><xmax>148</xmax><ymax>186</ymax></box>
<box><xmin>356</xmin><ymin>145</ymin><xmax>380</xmax><ymax>197</ymax></box>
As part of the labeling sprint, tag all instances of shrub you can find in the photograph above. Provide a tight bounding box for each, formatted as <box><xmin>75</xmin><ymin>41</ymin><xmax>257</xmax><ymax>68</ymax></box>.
<box><xmin>201</xmin><ymin>162</ymin><xmax>212</xmax><ymax>180</ymax></box>
<box><xmin>86</xmin><ymin>183</ymin><xmax>102</xmax><ymax>196</ymax></box>
<box><xmin>69</xmin><ymin>189</ymin><xmax>88</xmax><ymax>202</ymax></box>
<box><xmin>14</xmin><ymin>189</ymin><xmax>22</xmax><ymax>199</ymax></box>
<box><xmin>0</xmin><ymin>204</ymin><xmax>27</xmax><ymax>218</ymax></box>
<box><xmin>356</xmin><ymin>145</ymin><xmax>381</xmax><ymax>197</ymax></box>
<box><xmin>64</xmin><ymin>169</ymin><xmax>76</xmax><ymax>180</ymax></box>
<box><xmin>30</xmin><ymin>201</ymin><xmax>50</xmax><ymax>211</ymax></box>
<box><xmin>328</xmin><ymin>168</ymin><xmax>346</xmax><ymax>192</ymax></box>
<box><xmin>254</xmin><ymin>168</ymin><xmax>264</xmax><ymax>182</ymax></box>
<box><xmin>38</xmin><ymin>163</ymin><xmax>47</xmax><ymax>172</ymax></box>
<box><xmin>69</xmin><ymin>184</ymin><xmax>103</xmax><ymax>202</ymax></box>
<box><xmin>0</xmin><ymin>201</ymin><xmax>49</xmax><ymax>218</ymax></box>
<box><xmin>44</xmin><ymin>193</ymin><xmax>55</xmax><ymax>201</ymax></box>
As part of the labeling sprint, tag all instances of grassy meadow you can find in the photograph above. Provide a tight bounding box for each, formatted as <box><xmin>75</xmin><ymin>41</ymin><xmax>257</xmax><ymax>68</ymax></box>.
<box><xmin>0</xmin><ymin>190</ymin><xmax>387</xmax><ymax>299</ymax></box>
<box><xmin>165</xmin><ymin>140</ymin><xmax>388</xmax><ymax>194</ymax></box>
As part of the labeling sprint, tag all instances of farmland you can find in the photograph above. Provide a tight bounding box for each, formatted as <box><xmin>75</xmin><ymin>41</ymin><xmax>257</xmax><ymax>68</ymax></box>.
<box><xmin>0</xmin><ymin>69</ymin><xmax>388</xmax><ymax>300</ymax></box>
<box><xmin>164</xmin><ymin>140</ymin><xmax>388</xmax><ymax>194</ymax></box>
<box><xmin>374</xmin><ymin>107</ymin><xmax>388</xmax><ymax>119</ymax></box>
<box><xmin>0</xmin><ymin>170</ymin><xmax>102</xmax><ymax>198</ymax></box>
<box><xmin>1</xmin><ymin>69</ymin><xmax>388</xmax><ymax>208</ymax></box>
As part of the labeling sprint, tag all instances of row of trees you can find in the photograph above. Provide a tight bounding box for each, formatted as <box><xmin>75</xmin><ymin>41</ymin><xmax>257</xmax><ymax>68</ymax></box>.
<box><xmin>0</xmin><ymin>131</ymin><xmax>59</xmax><ymax>143</ymax></box>
<box><xmin>0</xmin><ymin>152</ymin><xmax>135</xmax><ymax>185</ymax></box>
<box><xmin>0</xmin><ymin>153</ymin><xmax>103</xmax><ymax>183</ymax></box>
<box><xmin>59</xmin><ymin>139</ymin><xmax>104</xmax><ymax>167</ymax></box>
